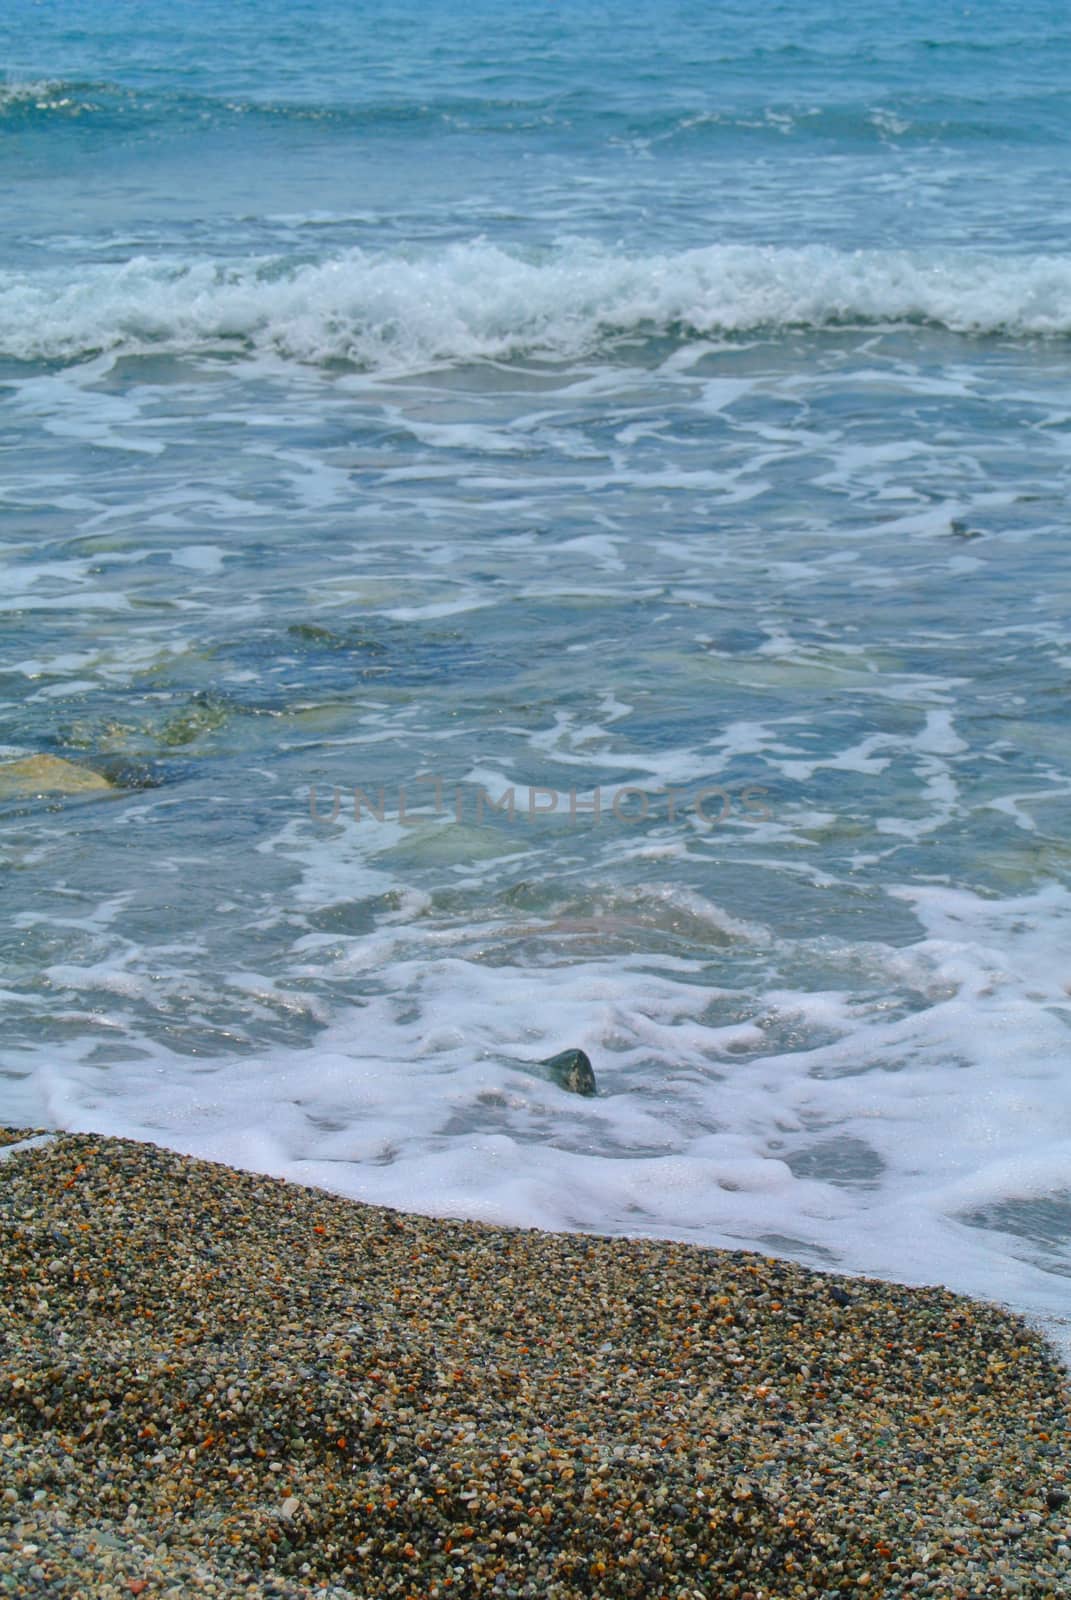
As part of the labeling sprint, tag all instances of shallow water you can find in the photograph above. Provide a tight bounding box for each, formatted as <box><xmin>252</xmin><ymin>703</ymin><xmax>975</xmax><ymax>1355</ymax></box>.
<box><xmin>3</xmin><ymin>0</ymin><xmax>1071</xmax><ymax>1356</ymax></box>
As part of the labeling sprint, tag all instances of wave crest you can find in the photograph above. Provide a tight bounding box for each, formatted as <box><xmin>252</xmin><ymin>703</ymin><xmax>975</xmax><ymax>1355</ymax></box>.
<box><xmin>2</xmin><ymin>241</ymin><xmax>1070</xmax><ymax>370</ymax></box>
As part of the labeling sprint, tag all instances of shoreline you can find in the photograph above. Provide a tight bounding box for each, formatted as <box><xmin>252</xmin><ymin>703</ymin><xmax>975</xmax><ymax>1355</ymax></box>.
<box><xmin>1</xmin><ymin>1130</ymin><xmax>1069</xmax><ymax>1597</ymax></box>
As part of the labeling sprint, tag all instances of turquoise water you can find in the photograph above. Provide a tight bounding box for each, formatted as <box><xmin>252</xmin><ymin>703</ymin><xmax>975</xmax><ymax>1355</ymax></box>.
<box><xmin>2</xmin><ymin>0</ymin><xmax>1071</xmax><ymax>1348</ymax></box>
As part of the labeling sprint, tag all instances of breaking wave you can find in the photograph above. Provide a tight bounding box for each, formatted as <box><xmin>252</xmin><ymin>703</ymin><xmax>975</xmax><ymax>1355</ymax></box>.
<box><xmin>3</xmin><ymin>240</ymin><xmax>1071</xmax><ymax>370</ymax></box>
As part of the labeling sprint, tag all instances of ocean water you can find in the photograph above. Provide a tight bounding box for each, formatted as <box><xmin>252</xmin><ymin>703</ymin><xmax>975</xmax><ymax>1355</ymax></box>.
<box><xmin>3</xmin><ymin>0</ymin><xmax>1071</xmax><ymax>1353</ymax></box>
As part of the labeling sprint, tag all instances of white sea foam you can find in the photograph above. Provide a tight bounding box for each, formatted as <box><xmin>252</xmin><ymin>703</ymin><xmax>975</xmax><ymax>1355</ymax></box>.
<box><xmin>6</xmin><ymin>867</ymin><xmax>1071</xmax><ymax>1357</ymax></box>
<box><xmin>2</xmin><ymin>241</ymin><xmax>1071</xmax><ymax>370</ymax></box>
<box><xmin>0</xmin><ymin>79</ymin><xmax>84</xmax><ymax>112</ymax></box>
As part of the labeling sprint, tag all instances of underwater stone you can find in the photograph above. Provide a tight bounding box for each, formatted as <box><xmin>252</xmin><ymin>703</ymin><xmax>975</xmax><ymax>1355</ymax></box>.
<box><xmin>0</xmin><ymin>754</ymin><xmax>112</xmax><ymax>798</ymax></box>
<box><xmin>158</xmin><ymin>694</ymin><xmax>229</xmax><ymax>747</ymax></box>
<box><xmin>542</xmin><ymin>1048</ymin><xmax>597</xmax><ymax>1097</ymax></box>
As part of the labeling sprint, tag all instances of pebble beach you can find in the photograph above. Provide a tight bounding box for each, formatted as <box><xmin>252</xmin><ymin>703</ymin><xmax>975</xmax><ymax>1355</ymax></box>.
<box><xmin>0</xmin><ymin>1130</ymin><xmax>1068</xmax><ymax>1599</ymax></box>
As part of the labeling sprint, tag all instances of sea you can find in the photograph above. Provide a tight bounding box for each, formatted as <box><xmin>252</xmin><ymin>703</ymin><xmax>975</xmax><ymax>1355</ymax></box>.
<box><xmin>3</xmin><ymin>0</ymin><xmax>1071</xmax><ymax>1356</ymax></box>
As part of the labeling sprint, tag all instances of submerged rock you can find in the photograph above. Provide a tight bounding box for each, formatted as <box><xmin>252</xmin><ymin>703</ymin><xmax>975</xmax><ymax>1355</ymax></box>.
<box><xmin>288</xmin><ymin>622</ymin><xmax>387</xmax><ymax>656</ymax></box>
<box><xmin>89</xmin><ymin>755</ymin><xmax>163</xmax><ymax>791</ymax></box>
<box><xmin>542</xmin><ymin>1047</ymin><xmax>597</xmax><ymax>1097</ymax></box>
<box><xmin>159</xmin><ymin>693</ymin><xmax>229</xmax><ymax>747</ymax></box>
<box><xmin>0</xmin><ymin>754</ymin><xmax>112</xmax><ymax>798</ymax></box>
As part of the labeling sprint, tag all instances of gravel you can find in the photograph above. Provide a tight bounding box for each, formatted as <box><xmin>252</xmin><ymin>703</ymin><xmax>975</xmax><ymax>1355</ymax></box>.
<box><xmin>1</xmin><ymin>1132</ymin><xmax>1068</xmax><ymax>1597</ymax></box>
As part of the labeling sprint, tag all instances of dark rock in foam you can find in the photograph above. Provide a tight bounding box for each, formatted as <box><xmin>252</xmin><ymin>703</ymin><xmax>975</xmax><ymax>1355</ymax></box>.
<box><xmin>541</xmin><ymin>1047</ymin><xmax>596</xmax><ymax>1097</ymax></box>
